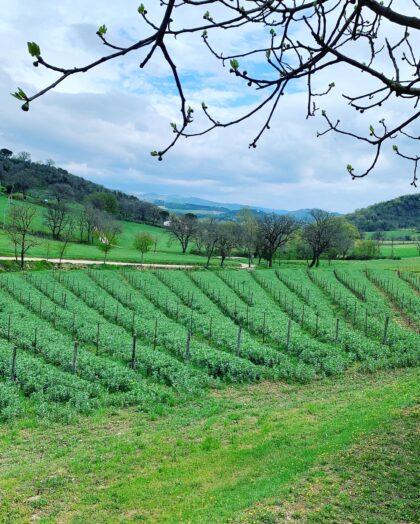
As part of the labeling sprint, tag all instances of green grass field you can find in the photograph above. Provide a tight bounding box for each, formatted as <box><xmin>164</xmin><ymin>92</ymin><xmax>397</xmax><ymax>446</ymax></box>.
<box><xmin>365</xmin><ymin>228</ymin><xmax>420</xmax><ymax>240</ymax></box>
<box><xmin>380</xmin><ymin>243</ymin><xmax>419</xmax><ymax>258</ymax></box>
<box><xmin>1</xmin><ymin>369</ymin><xmax>418</xmax><ymax>523</ymax></box>
<box><xmin>0</xmin><ymin>260</ymin><xmax>419</xmax><ymax>522</ymax></box>
<box><xmin>0</xmin><ymin>195</ymin><xmax>241</xmax><ymax>266</ymax></box>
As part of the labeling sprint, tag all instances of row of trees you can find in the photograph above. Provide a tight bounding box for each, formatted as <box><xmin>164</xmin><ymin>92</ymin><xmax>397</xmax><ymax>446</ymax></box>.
<box><xmin>5</xmin><ymin>202</ymin><xmax>121</xmax><ymax>269</ymax></box>
<box><xmin>4</xmin><ymin>200</ymin><xmax>401</xmax><ymax>271</ymax></box>
<box><xmin>166</xmin><ymin>209</ymin><xmax>361</xmax><ymax>268</ymax></box>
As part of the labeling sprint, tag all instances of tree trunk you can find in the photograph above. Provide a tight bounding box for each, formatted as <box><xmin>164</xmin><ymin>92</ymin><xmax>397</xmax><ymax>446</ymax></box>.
<box><xmin>309</xmin><ymin>254</ymin><xmax>317</xmax><ymax>268</ymax></box>
<box><xmin>206</xmin><ymin>253</ymin><xmax>212</xmax><ymax>269</ymax></box>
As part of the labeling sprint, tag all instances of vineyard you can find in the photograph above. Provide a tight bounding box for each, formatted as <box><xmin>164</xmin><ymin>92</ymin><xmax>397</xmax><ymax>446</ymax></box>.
<box><xmin>0</xmin><ymin>267</ymin><xmax>419</xmax><ymax>423</ymax></box>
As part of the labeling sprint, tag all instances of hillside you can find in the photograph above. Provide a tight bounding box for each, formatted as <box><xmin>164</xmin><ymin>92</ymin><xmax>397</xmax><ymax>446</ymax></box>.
<box><xmin>0</xmin><ymin>194</ymin><xmax>238</xmax><ymax>266</ymax></box>
<box><xmin>346</xmin><ymin>194</ymin><xmax>420</xmax><ymax>232</ymax></box>
<box><xmin>0</xmin><ymin>150</ymin><xmax>164</xmax><ymax>225</ymax></box>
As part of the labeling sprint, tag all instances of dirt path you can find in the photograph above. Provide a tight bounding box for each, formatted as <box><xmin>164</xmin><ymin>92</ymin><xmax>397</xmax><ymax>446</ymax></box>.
<box><xmin>0</xmin><ymin>256</ymin><xmax>196</xmax><ymax>269</ymax></box>
<box><xmin>0</xmin><ymin>256</ymin><xmax>255</xmax><ymax>270</ymax></box>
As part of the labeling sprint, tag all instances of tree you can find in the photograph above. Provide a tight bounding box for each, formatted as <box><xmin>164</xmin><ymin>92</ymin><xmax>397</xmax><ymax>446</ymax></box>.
<box><xmin>166</xmin><ymin>213</ymin><xmax>198</xmax><ymax>254</ymax></box>
<box><xmin>217</xmin><ymin>222</ymin><xmax>239</xmax><ymax>267</ymax></box>
<box><xmin>0</xmin><ymin>149</ymin><xmax>13</xmax><ymax>158</ymax></box>
<box><xmin>334</xmin><ymin>220</ymin><xmax>360</xmax><ymax>258</ymax></box>
<box><xmin>6</xmin><ymin>204</ymin><xmax>39</xmax><ymax>270</ymax></box>
<box><xmin>14</xmin><ymin>2</ymin><xmax>419</xmax><ymax>185</ymax></box>
<box><xmin>44</xmin><ymin>201</ymin><xmax>70</xmax><ymax>240</ymax></box>
<box><xmin>197</xmin><ymin>219</ymin><xmax>219</xmax><ymax>268</ymax></box>
<box><xmin>97</xmin><ymin>218</ymin><xmax>121</xmax><ymax>263</ymax></box>
<box><xmin>58</xmin><ymin>216</ymin><xmax>75</xmax><ymax>264</ymax></box>
<box><xmin>133</xmin><ymin>232</ymin><xmax>154</xmax><ymax>262</ymax></box>
<box><xmin>78</xmin><ymin>204</ymin><xmax>104</xmax><ymax>244</ymax></box>
<box><xmin>352</xmin><ymin>239</ymin><xmax>381</xmax><ymax>259</ymax></box>
<box><xmin>87</xmin><ymin>192</ymin><xmax>118</xmax><ymax>215</ymax></box>
<box><xmin>237</xmin><ymin>208</ymin><xmax>258</xmax><ymax>268</ymax></box>
<box><xmin>15</xmin><ymin>152</ymin><xmax>31</xmax><ymax>163</ymax></box>
<box><xmin>302</xmin><ymin>210</ymin><xmax>346</xmax><ymax>267</ymax></box>
<box><xmin>10</xmin><ymin>169</ymin><xmax>36</xmax><ymax>198</ymax></box>
<box><xmin>258</xmin><ymin>214</ymin><xmax>300</xmax><ymax>268</ymax></box>
<box><xmin>49</xmin><ymin>183</ymin><xmax>74</xmax><ymax>202</ymax></box>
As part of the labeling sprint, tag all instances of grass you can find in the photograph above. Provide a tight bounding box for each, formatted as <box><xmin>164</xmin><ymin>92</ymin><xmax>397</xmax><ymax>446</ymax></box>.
<box><xmin>235</xmin><ymin>401</ymin><xmax>419</xmax><ymax>523</ymax></box>
<box><xmin>0</xmin><ymin>195</ymin><xmax>242</xmax><ymax>267</ymax></box>
<box><xmin>380</xmin><ymin>243</ymin><xmax>419</xmax><ymax>258</ymax></box>
<box><xmin>365</xmin><ymin>229</ymin><xmax>420</xmax><ymax>240</ymax></box>
<box><xmin>0</xmin><ymin>368</ymin><xmax>418</xmax><ymax>523</ymax></box>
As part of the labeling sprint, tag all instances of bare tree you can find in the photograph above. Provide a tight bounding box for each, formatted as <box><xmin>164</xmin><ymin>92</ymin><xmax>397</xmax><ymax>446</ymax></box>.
<box><xmin>217</xmin><ymin>222</ymin><xmax>239</xmax><ymax>267</ymax></box>
<box><xmin>14</xmin><ymin>2</ymin><xmax>419</xmax><ymax>184</ymax></box>
<box><xmin>78</xmin><ymin>204</ymin><xmax>103</xmax><ymax>244</ymax></box>
<box><xmin>58</xmin><ymin>216</ymin><xmax>75</xmax><ymax>264</ymax></box>
<box><xmin>49</xmin><ymin>183</ymin><xmax>74</xmax><ymax>203</ymax></box>
<box><xmin>6</xmin><ymin>204</ymin><xmax>39</xmax><ymax>270</ymax></box>
<box><xmin>258</xmin><ymin>214</ymin><xmax>300</xmax><ymax>268</ymax></box>
<box><xmin>44</xmin><ymin>201</ymin><xmax>70</xmax><ymax>240</ymax></box>
<box><xmin>198</xmin><ymin>219</ymin><xmax>219</xmax><ymax>268</ymax></box>
<box><xmin>166</xmin><ymin>213</ymin><xmax>198</xmax><ymax>254</ymax></box>
<box><xmin>302</xmin><ymin>209</ymin><xmax>344</xmax><ymax>267</ymax></box>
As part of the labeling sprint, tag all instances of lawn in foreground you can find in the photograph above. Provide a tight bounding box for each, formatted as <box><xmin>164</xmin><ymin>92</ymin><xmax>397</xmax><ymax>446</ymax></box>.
<box><xmin>0</xmin><ymin>368</ymin><xmax>418</xmax><ymax>523</ymax></box>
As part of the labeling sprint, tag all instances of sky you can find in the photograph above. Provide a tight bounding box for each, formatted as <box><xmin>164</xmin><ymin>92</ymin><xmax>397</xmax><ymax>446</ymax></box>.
<box><xmin>0</xmin><ymin>0</ymin><xmax>418</xmax><ymax>213</ymax></box>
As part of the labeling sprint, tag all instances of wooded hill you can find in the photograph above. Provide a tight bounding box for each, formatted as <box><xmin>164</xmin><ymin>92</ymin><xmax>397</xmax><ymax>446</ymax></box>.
<box><xmin>0</xmin><ymin>149</ymin><xmax>165</xmax><ymax>225</ymax></box>
<box><xmin>346</xmin><ymin>194</ymin><xmax>420</xmax><ymax>232</ymax></box>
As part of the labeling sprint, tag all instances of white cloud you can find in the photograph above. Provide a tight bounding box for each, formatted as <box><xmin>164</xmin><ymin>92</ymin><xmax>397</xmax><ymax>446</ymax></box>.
<box><xmin>0</xmin><ymin>0</ymin><xmax>418</xmax><ymax>214</ymax></box>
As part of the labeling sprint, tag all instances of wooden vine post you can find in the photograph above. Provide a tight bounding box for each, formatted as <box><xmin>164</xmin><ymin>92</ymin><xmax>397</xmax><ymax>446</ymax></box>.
<box><xmin>7</xmin><ymin>313</ymin><xmax>11</xmax><ymax>342</ymax></box>
<box><xmin>185</xmin><ymin>328</ymin><xmax>191</xmax><ymax>361</ymax></box>
<box><xmin>382</xmin><ymin>316</ymin><xmax>390</xmax><ymax>345</ymax></box>
<box><xmin>10</xmin><ymin>346</ymin><xmax>17</xmax><ymax>382</ymax></box>
<box><xmin>335</xmin><ymin>318</ymin><xmax>340</xmax><ymax>343</ymax></box>
<box><xmin>236</xmin><ymin>325</ymin><xmax>242</xmax><ymax>357</ymax></box>
<box><xmin>72</xmin><ymin>341</ymin><xmax>79</xmax><ymax>374</ymax></box>
<box><xmin>96</xmin><ymin>322</ymin><xmax>100</xmax><ymax>354</ymax></box>
<box><xmin>286</xmin><ymin>319</ymin><xmax>292</xmax><ymax>350</ymax></box>
<box><xmin>131</xmin><ymin>333</ymin><xmax>137</xmax><ymax>369</ymax></box>
<box><xmin>153</xmin><ymin>318</ymin><xmax>158</xmax><ymax>350</ymax></box>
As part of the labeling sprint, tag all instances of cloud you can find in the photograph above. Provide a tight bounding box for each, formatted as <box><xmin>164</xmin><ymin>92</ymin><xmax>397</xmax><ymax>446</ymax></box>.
<box><xmin>0</xmin><ymin>1</ymin><xmax>418</xmax><ymax>214</ymax></box>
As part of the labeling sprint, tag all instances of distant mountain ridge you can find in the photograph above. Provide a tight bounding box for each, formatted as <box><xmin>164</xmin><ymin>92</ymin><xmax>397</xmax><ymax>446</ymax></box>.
<box><xmin>140</xmin><ymin>192</ymin><xmax>327</xmax><ymax>220</ymax></box>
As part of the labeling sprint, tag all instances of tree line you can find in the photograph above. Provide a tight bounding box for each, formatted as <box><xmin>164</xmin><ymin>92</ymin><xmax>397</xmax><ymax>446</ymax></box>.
<box><xmin>165</xmin><ymin>209</ymin><xmax>368</xmax><ymax>268</ymax></box>
<box><xmin>4</xmin><ymin>197</ymin><xmax>396</xmax><ymax>270</ymax></box>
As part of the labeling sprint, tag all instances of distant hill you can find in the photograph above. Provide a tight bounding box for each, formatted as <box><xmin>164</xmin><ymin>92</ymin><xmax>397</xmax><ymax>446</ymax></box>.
<box><xmin>346</xmin><ymin>194</ymin><xmax>420</xmax><ymax>231</ymax></box>
<box><xmin>0</xmin><ymin>150</ymin><xmax>163</xmax><ymax>225</ymax></box>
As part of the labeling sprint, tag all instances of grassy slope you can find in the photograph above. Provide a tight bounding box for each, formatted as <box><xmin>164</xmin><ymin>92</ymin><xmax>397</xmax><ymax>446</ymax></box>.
<box><xmin>235</xmin><ymin>401</ymin><xmax>419</xmax><ymax>523</ymax></box>
<box><xmin>0</xmin><ymin>196</ymin><xmax>240</xmax><ymax>266</ymax></box>
<box><xmin>0</xmin><ymin>369</ymin><xmax>418</xmax><ymax>523</ymax></box>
